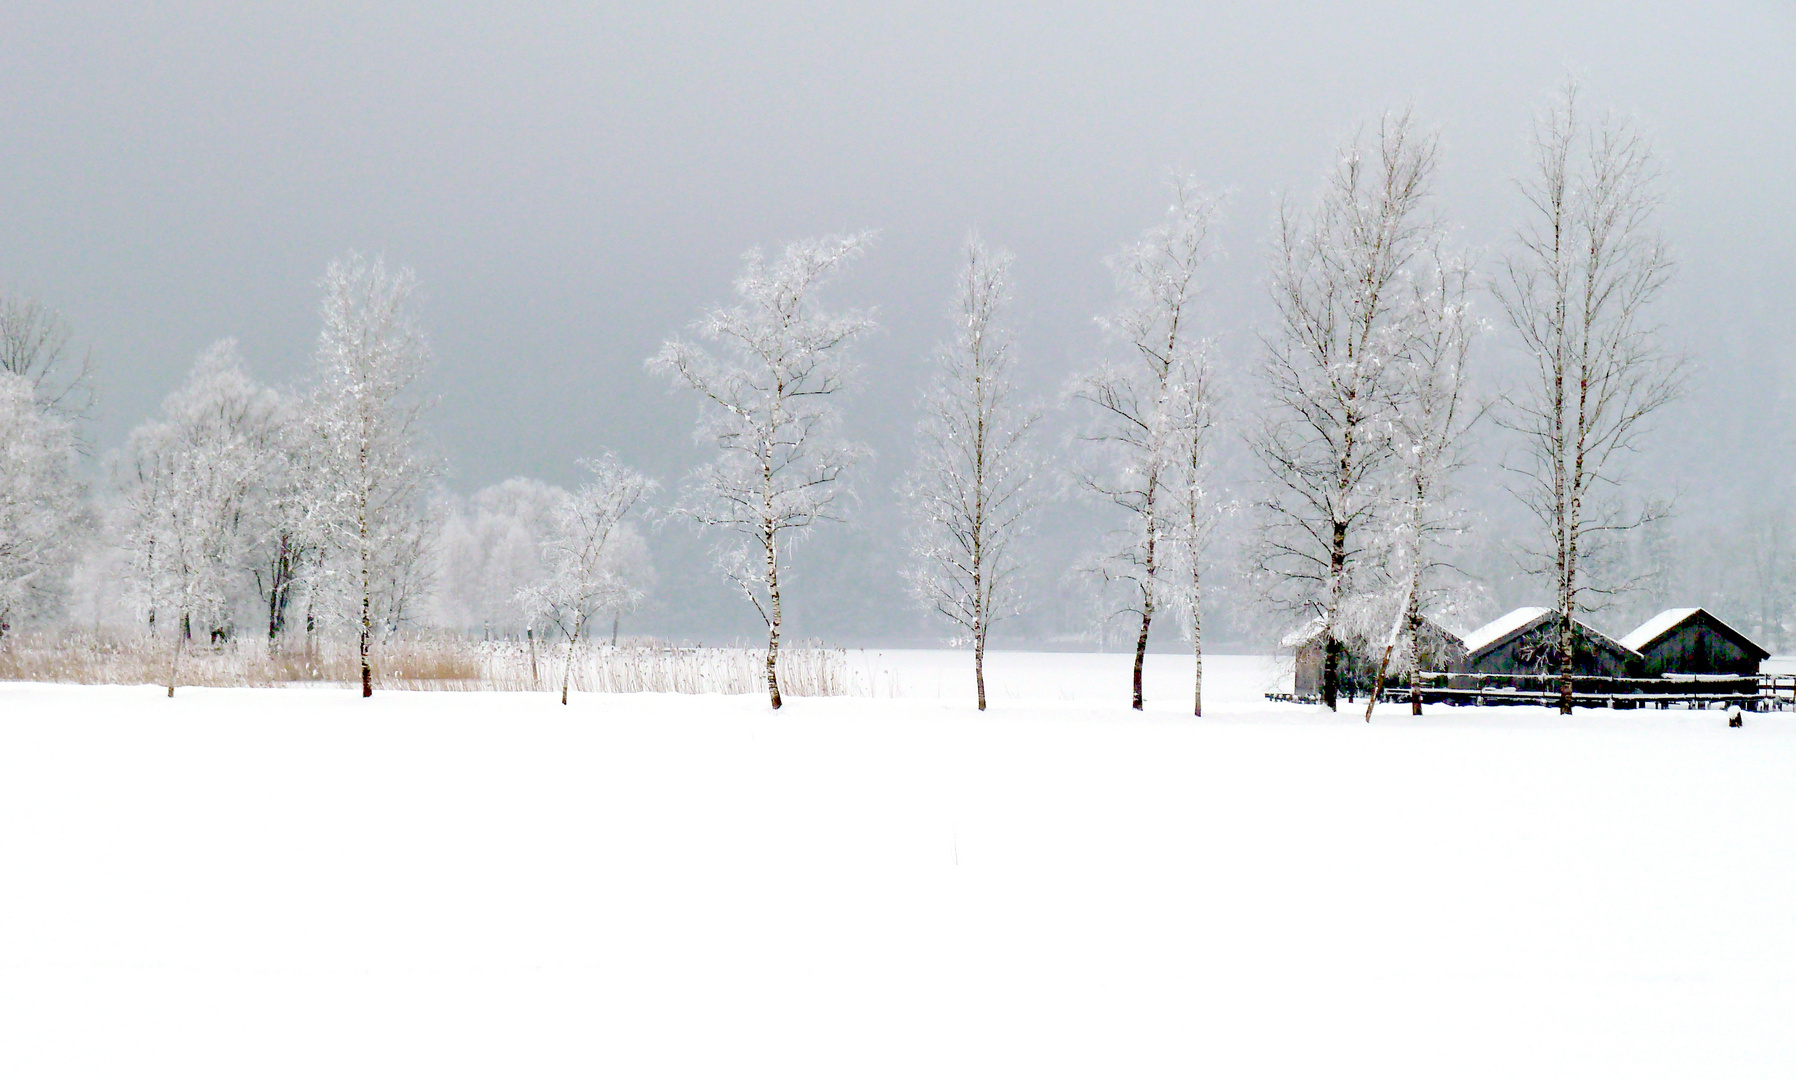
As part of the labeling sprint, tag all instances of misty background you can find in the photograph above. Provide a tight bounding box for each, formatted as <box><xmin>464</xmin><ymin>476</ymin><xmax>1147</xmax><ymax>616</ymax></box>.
<box><xmin>4</xmin><ymin>1</ymin><xmax>1793</xmax><ymax>650</ymax></box>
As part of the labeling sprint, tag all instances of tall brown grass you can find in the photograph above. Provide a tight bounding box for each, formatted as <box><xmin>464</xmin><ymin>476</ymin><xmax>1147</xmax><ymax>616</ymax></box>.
<box><xmin>0</xmin><ymin>631</ymin><xmax>482</xmax><ymax>690</ymax></box>
<box><xmin>0</xmin><ymin>631</ymin><xmax>859</xmax><ymax>696</ymax></box>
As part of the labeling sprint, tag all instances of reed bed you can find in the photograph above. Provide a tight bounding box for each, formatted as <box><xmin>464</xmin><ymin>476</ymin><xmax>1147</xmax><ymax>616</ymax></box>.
<box><xmin>0</xmin><ymin>631</ymin><xmax>861</xmax><ymax>696</ymax></box>
<box><xmin>0</xmin><ymin>632</ymin><xmax>482</xmax><ymax>690</ymax></box>
<box><xmin>491</xmin><ymin>640</ymin><xmax>863</xmax><ymax>697</ymax></box>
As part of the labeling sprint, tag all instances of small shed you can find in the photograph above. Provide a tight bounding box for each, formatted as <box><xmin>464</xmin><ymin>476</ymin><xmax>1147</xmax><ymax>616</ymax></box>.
<box><xmin>1459</xmin><ymin>607</ymin><xmax>1640</xmax><ymax>677</ymax></box>
<box><xmin>1285</xmin><ymin>618</ymin><xmax>1366</xmax><ymax>698</ymax></box>
<box><xmin>1620</xmin><ymin>608</ymin><xmax>1769</xmax><ymax>676</ymax></box>
<box><xmin>1287</xmin><ymin>616</ymin><xmax>1467</xmax><ymax>697</ymax></box>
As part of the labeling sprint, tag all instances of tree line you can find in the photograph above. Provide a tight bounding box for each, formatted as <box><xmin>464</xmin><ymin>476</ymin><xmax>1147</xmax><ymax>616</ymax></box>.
<box><xmin>0</xmin><ymin>84</ymin><xmax>1688</xmax><ymax>715</ymax></box>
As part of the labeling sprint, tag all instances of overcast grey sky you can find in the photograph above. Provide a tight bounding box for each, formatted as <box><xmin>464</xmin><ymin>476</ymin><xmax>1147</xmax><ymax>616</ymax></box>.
<box><xmin>5</xmin><ymin>1</ymin><xmax>1793</xmax><ymax>644</ymax></box>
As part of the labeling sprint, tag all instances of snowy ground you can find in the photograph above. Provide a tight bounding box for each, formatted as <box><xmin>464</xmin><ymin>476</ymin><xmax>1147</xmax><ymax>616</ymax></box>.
<box><xmin>4</xmin><ymin>652</ymin><xmax>1795</xmax><ymax>1078</ymax></box>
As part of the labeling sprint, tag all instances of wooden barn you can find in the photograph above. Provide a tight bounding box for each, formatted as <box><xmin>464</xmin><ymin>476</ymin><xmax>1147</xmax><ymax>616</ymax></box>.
<box><xmin>1458</xmin><ymin>607</ymin><xmax>1640</xmax><ymax>677</ymax></box>
<box><xmin>1286</xmin><ymin>617</ymin><xmax>1468</xmax><ymax>697</ymax></box>
<box><xmin>1620</xmin><ymin>608</ymin><xmax>1770</xmax><ymax>676</ymax></box>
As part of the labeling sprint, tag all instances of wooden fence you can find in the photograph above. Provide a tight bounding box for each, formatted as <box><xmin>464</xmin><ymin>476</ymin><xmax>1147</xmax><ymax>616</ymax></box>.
<box><xmin>1269</xmin><ymin>672</ymin><xmax>1796</xmax><ymax>711</ymax></box>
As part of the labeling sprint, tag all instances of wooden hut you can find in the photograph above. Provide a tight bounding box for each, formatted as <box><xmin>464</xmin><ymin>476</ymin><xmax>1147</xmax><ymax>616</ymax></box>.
<box><xmin>1287</xmin><ymin>616</ymin><xmax>1467</xmax><ymax>697</ymax></box>
<box><xmin>1458</xmin><ymin>607</ymin><xmax>1640</xmax><ymax>677</ymax></box>
<box><xmin>1620</xmin><ymin>608</ymin><xmax>1769</xmax><ymax>676</ymax></box>
<box><xmin>1285</xmin><ymin>619</ymin><xmax>1364</xmax><ymax>698</ymax></box>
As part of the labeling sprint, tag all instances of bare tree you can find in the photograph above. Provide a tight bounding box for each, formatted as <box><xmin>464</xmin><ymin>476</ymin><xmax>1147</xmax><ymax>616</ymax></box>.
<box><xmin>309</xmin><ymin>254</ymin><xmax>439</xmax><ymax>698</ymax></box>
<box><xmin>901</xmin><ymin>235</ymin><xmax>1039</xmax><ymax>710</ymax></box>
<box><xmin>1365</xmin><ymin>254</ymin><xmax>1481</xmax><ymax>720</ymax></box>
<box><xmin>518</xmin><ymin>454</ymin><xmax>655</xmax><ymax>704</ymax></box>
<box><xmin>1251</xmin><ymin>112</ymin><xmax>1439</xmax><ymax>711</ymax></box>
<box><xmin>1741</xmin><ymin>507</ymin><xmax>1794</xmax><ymax>653</ymax></box>
<box><xmin>1494</xmin><ymin>82</ymin><xmax>1684</xmax><ymax>714</ymax></box>
<box><xmin>0</xmin><ymin>292</ymin><xmax>95</xmax><ymax>430</ymax></box>
<box><xmin>648</xmin><ymin>233</ymin><xmax>874</xmax><ymax>709</ymax></box>
<box><xmin>1072</xmin><ymin>178</ymin><xmax>1223</xmax><ymax>710</ymax></box>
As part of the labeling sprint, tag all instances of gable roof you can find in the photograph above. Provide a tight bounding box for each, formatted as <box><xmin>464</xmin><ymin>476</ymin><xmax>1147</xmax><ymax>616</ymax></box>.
<box><xmin>1279</xmin><ymin>616</ymin><xmax>1326</xmax><ymax>650</ymax></box>
<box><xmin>1619</xmin><ymin>608</ymin><xmax>1700</xmax><ymax>652</ymax></box>
<box><xmin>1462</xmin><ymin>607</ymin><xmax>1551</xmax><ymax>655</ymax></box>
<box><xmin>1280</xmin><ymin>614</ymin><xmax>1468</xmax><ymax>652</ymax></box>
<box><xmin>1461</xmin><ymin>606</ymin><xmax>1640</xmax><ymax>661</ymax></box>
<box><xmin>1621</xmin><ymin>607</ymin><xmax>1771</xmax><ymax>661</ymax></box>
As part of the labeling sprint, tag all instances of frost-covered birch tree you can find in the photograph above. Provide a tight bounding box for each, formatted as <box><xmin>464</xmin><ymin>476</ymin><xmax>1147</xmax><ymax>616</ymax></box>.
<box><xmin>118</xmin><ymin>340</ymin><xmax>282</xmax><ymax>694</ymax></box>
<box><xmin>1251</xmin><ymin>112</ymin><xmax>1439</xmax><ymax>711</ymax></box>
<box><xmin>309</xmin><ymin>254</ymin><xmax>439</xmax><ymax>698</ymax></box>
<box><xmin>1495</xmin><ymin>82</ymin><xmax>1683</xmax><ymax>715</ymax></box>
<box><xmin>518</xmin><ymin>454</ymin><xmax>655</xmax><ymax>704</ymax></box>
<box><xmin>0</xmin><ymin>372</ymin><xmax>83</xmax><ymax>638</ymax></box>
<box><xmin>1071</xmin><ymin>179</ymin><xmax>1222</xmax><ymax>710</ymax></box>
<box><xmin>648</xmin><ymin>233</ymin><xmax>874</xmax><ymax>710</ymax></box>
<box><xmin>1166</xmin><ymin>342</ymin><xmax>1221</xmax><ymax>716</ymax></box>
<box><xmin>901</xmin><ymin>235</ymin><xmax>1038</xmax><ymax>710</ymax></box>
<box><xmin>1364</xmin><ymin>255</ymin><xmax>1480</xmax><ymax>719</ymax></box>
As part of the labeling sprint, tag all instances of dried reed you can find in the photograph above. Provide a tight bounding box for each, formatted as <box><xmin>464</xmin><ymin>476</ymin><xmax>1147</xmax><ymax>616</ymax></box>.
<box><xmin>0</xmin><ymin>631</ymin><xmax>858</xmax><ymax>696</ymax></box>
<box><xmin>485</xmin><ymin>639</ymin><xmax>863</xmax><ymax>696</ymax></box>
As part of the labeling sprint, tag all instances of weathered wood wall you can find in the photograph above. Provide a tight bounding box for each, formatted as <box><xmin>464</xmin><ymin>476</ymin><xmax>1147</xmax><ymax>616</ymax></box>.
<box><xmin>1636</xmin><ymin>622</ymin><xmax>1760</xmax><ymax>676</ymax></box>
<box><xmin>1464</xmin><ymin>623</ymin><xmax>1637</xmax><ymax>678</ymax></box>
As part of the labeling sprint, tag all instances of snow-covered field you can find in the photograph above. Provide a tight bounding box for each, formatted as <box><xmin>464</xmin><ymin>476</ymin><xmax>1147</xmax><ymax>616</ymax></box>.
<box><xmin>4</xmin><ymin>651</ymin><xmax>1795</xmax><ymax>1078</ymax></box>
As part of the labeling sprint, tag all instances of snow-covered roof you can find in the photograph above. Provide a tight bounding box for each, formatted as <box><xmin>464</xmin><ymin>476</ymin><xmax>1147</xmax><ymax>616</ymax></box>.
<box><xmin>1619</xmin><ymin>608</ymin><xmax>1701</xmax><ymax>653</ymax></box>
<box><xmin>1279</xmin><ymin>616</ymin><xmax>1326</xmax><ymax>650</ymax></box>
<box><xmin>1620</xmin><ymin>607</ymin><xmax>1769</xmax><ymax>659</ymax></box>
<box><xmin>1462</xmin><ymin>607</ymin><xmax>1551</xmax><ymax>655</ymax></box>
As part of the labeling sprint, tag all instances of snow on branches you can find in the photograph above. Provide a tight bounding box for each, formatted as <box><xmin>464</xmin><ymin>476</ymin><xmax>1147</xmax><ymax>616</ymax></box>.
<box><xmin>1495</xmin><ymin>80</ymin><xmax>1684</xmax><ymax>714</ymax></box>
<box><xmin>901</xmin><ymin>234</ymin><xmax>1039</xmax><ymax>710</ymax></box>
<box><xmin>308</xmin><ymin>254</ymin><xmax>440</xmax><ymax>697</ymax></box>
<box><xmin>0</xmin><ymin>291</ymin><xmax>95</xmax><ymax>429</ymax></box>
<box><xmin>0</xmin><ymin>373</ymin><xmax>82</xmax><ymax>636</ymax></box>
<box><xmin>1071</xmin><ymin>177</ymin><xmax>1224</xmax><ymax>711</ymax></box>
<box><xmin>118</xmin><ymin>340</ymin><xmax>285</xmax><ymax>694</ymax></box>
<box><xmin>1251</xmin><ymin>111</ymin><xmax>1448</xmax><ymax>712</ymax></box>
<box><xmin>518</xmin><ymin>454</ymin><xmax>655</xmax><ymax>704</ymax></box>
<box><xmin>648</xmin><ymin>233</ymin><xmax>875</xmax><ymax>709</ymax></box>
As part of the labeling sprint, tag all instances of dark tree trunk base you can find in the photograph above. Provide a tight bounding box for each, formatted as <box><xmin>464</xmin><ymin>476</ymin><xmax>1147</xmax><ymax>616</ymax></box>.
<box><xmin>1131</xmin><ymin>612</ymin><xmax>1151</xmax><ymax>711</ymax></box>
